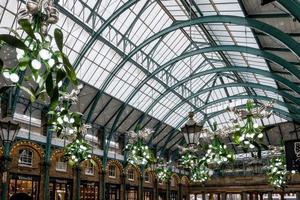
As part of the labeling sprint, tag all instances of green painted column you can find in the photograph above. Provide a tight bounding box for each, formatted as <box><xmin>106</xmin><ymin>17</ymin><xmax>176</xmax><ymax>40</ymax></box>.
<box><xmin>1</xmin><ymin>142</ymin><xmax>11</xmax><ymax>200</ymax></box>
<box><xmin>140</xmin><ymin>166</ymin><xmax>145</xmax><ymax>200</ymax></box>
<box><xmin>43</xmin><ymin>125</ymin><xmax>53</xmax><ymax>200</ymax></box>
<box><xmin>166</xmin><ymin>181</ymin><xmax>170</xmax><ymax>200</ymax></box>
<box><xmin>101</xmin><ymin>170</ymin><xmax>106</xmax><ymax>200</ymax></box>
<box><xmin>221</xmin><ymin>193</ymin><xmax>226</xmax><ymax>200</ymax></box>
<box><xmin>121</xmin><ymin>172</ymin><xmax>126</xmax><ymax>200</ymax></box>
<box><xmin>178</xmin><ymin>183</ymin><xmax>182</xmax><ymax>200</ymax></box>
<box><xmin>101</xmin><ymin>128</ymin><xmax>108</xmax><ymax>200</ymax></box>
<box><xmin>154</xmin><ymin>178</ymin><xmax>158</xmax><ymax>200</ymax></box>
<box><xmin>268</xmin><ymin>192</ymin><xmax>272</xmax><ymax>200</ymax></box>
<box><xmin>75</xmin><ymin>164</ymin><xmax>81</xmax><ymax>200</ymax></box>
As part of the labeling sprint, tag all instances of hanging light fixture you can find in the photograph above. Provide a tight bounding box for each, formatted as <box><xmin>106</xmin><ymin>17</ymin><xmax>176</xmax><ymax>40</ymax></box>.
<box><xmin>181</xmin><ymin>112</ymin><xmax>203</xmax><ymax>146</ymax></box>
<box><xmin>0</xmin><ymin>118</ymin><xmax>20</xmax><ymax>144</ymax></box>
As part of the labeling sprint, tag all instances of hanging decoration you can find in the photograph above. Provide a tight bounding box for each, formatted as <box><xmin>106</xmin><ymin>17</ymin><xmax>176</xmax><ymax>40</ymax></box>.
<box><xmin>179</xmin><ymin>122</ymin><xmax>235</xmax><ymax>168</ymax></box>
<box><xmin>191</xmin><ymin>165</ymin><xmax>213</xmax><ymax>183</ymax></box>
<box><xmin>229</xmin><ymin>100</ymin><xmax>273</xmax><ymax>156</ymax></box>
<box><xmin>204</xmin><ymin>136</ymin><xmax>235</xmax><ymax>165</ymax></box>
<box><xmin>180</xmin><ymin>149</ymin><xmax>200</xmax><ymax>169</ymax></box>
<box><xmin>267</xmin><ymin>156</ymin><xmax>289</xmax><ymax>188</ymax></box>
<box><xmin>64</xmin><ymin>136</ymin><xmax>92</xmax><ymax>165</ymax></box>
<box><xmin>51</xmin><ymin>84</ymin><xmax>85</xmax><ymax>137</ymax></box>
<box><xmin>155</xmin><ymin>160</ymin><xmax>172</xmax><ymax>182</ymax></box>
<box><xmin>125</xmin><ymin>128</ymin><xmax>156</xmax><ymax>166</ymax></box>
<box><xmin>266</xmin><ymin>147</ymin><xmax>296</xmax><ymax>189</ymax></box>
<box><xmin>0</xmin><ymin>0</ymin><xmax>78</xmax><ymax>120</ymax></box>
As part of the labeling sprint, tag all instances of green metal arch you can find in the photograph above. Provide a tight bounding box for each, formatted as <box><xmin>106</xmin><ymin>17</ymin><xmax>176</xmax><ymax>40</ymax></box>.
<box><xmin>158</xmin><ymin>95</ymin><xmax>300</xmax><ymax>154</ymax></box>
<box><xmin>144</xmin><ymin>65</ymin><xmax>300</xmax><ymax>144</ymax></box>
<box><xmin>159</xmin><ymin>82</ymin><xmax>300</xmax><ymax>124</ymax></box>
<box><xmin>100</xmin><ymin>14</ymin><xmax>300</xmax><ymax>164</ymax></box>
<box><xmin>277</xmin><ymin>0</ymin><xmax>300</xmax><ymax>22</ymax></box>
<box><xmin>72</xmin><ymin>0</ymin><xmax>138</xmax><ymax>69</ymax></box>
<box><xmin>109</xmin><ymin>46</ymin><xmax>300</xmax><ymax>136</ymax></box>
<box><xmin>104</xmin><ymin>45</ymin><xmax>300</xmax><ymax>161</ymax></box>
<box><xmin>90</xmin><ymin>15</ymin><xmax>300</xmax><ymax>120</ymax></box>
<box><xmin>160</xmin><ymin>105</ymin><xmax>295</xmax><ymax>153</ymax></box>
<box><xmin>144</xmin><ymin>66</ymin><xmax>300</xmax><ymax>116</ymax></box>
<box><xmin>122</xmin><ymin>45</ymin><xmax>300</xmax><ymax>121</ymax></box>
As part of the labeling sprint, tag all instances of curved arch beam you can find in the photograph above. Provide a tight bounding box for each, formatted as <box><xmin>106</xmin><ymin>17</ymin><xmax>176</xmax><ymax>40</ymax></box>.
<box><xmin>159</xmin><ymin>82</ymin><xmax>300</xmax><ymax>125</ymax></box>
<box><xmin>101</xmin><ymin>14</ymin><xmax>300</xmax><ymax>163</ymax></box>
<box><xmin>90</xmin><ymin>14</ymin><xmax>300</xmax><ymax>119</ymax></box>
<box><xmin>108</xmin><ymin>46</ymin><xmax>300</xmax><ymax>136</ymax></box>
<box><xmin>144</xmin><ymin>66</ymin><xmax>300</xmax><ymax>116</ymax></box>
<box><xmin>105</xmin><ymin>45</ymin><xmax>300</xmax><ymax>159</ymax></box>
<box><xmin>161</xmin><ymin>105</ymin><xmax>296</xmax><ymax>152</ymax></box>
<box><xmin>158</xmin><ymin>95</ymin><xmax>300</xmax><ymax>154</ymax></box>
<box><xmin>124</xmin><ymin>45</ymin><xmax>300</xmax><ymax>118</ymax></box>
<box><xmin>72</xmin><ymin>0</ymin><xmax>139</xmax><ymax>69</ymax></box>
<box><xmin>277</xmin><ymin>0</ymin><xmax>300</xmax><ymax>22</ymax></box>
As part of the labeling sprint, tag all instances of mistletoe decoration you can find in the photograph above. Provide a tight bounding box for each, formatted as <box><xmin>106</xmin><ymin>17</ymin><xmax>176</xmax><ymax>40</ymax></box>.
<box><xmin>229</xmin><ymin>100</ymin><xmax>272</xmax><ymax>156</ymax></box>
<box><xmin>155</xmin><ymin>160</ymin><xmax>172</xmax><ymax>182</ymax></box>
<box><xmin>266</xmin><ymin>147</ymin><xmax>296</xmax><ymax>189</ymax></box>
<box><xmin>205</xmin><ymin>136</ymin><xmax>235</xmax><ymax>165</ymax></box>
<box><xmin>180</xmin><ymin>149</ymin><xmax>199</xmax><ymax>169</ymax></box>
<box><xmin>191</xmin><ymin>165</ymin><xmax>213</xmax><ymax>183</ymax></box>
<box><xmin>0</xmin><ymin>0</ymin><xmax>78</xmax><ymax>116</ymax></box>
<box><xmin>64</xmin><ymin>136</ymin><xmax>92</xmax><ymax>166</ymax></box>
<box><xmin>267</xmin><ymin>156</ymin><xmax>289</xmax><ymax>188</ymax></box>
<box><xmin>51</xmin><ymin>84</ymin><xmax>85</xmax><ymax>137</ymax></box>
<box><xmin>125</xmin><ymin>128</ymin><xmax>156</xmax><ymax>166</ymax></box>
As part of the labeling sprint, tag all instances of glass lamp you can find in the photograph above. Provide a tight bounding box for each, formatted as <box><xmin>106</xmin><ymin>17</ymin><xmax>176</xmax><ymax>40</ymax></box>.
<box><xmin>0</xmin><ymin>119</ymin><xmax>20</xmax><ymax>144</ymax></box>
<box><xmin>181</xmin><ymin>112</ymin><xmax>203</xmax><ymax>146</ymax></box>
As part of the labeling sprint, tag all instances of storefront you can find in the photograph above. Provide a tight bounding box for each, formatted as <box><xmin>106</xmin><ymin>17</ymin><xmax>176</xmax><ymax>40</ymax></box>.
<box><xmin>105</xmin><ymin>183</ymin><xmax>120</xmax><ymax>200</ymax></box>
<box><xmin>127</xmin><ymin>185</ymin><xmax>138</xmax><ymax>200</ymax></box>
<box><xmin>170</xmin><ymin>190</ymin><xmax>178</xmax><ymax>200</ymax></box>
<box><xmin>8</xmin><ymin>173</ymin><xmax>40</xmax><ymax>200</ymax></box>
<box><xmin>80</xmin><ymin>181</ymin><xmax>99</xmax><ymax>200</ymax></box>
<box><xmin>144</xmin><ymin>188</ymin><xmax>153</xmax><ymax>200</ymax></box>
<box><xmin>158</xmin><ymin>189</ymin><xmax>167</xmax><ymax>200</ymax></box>
<box><xmin>49</xmin><ymin>178</ymin><xmax>73</xmax><ymax>200</ymax></box>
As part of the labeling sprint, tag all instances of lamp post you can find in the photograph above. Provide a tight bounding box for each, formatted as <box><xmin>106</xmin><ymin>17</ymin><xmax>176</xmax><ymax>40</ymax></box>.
<box><xmin>0</xmin><ymin>118</ymin><xmax>20</xmax><ymax>200</ymax></box>
<box><xmin>181</xmin><ymin>112</ymin><xmax>203</xmax><ymax>146</ymax></box>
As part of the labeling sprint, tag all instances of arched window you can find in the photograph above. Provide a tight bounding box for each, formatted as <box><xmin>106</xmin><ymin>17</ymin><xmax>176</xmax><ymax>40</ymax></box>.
<box><xmin>170</xmin><ymin>176</ymin><xmax>176</xmax><ymax>187</ymax></box>
<box><xmin>85</xmin><ymin>161</ymin><xmax>95</xmax><ymax>175</ymax></box>
<box><xmin>56</xmin><ymin>156</ymin><xmax>67</xmax><ymax>172</ymax></box>
<box><xmin>144</xmin><ymin>172</ymin><xmax>150</xmax><ymax>182</ymax></box>
<box><xmin>18</xmin><ymin>149</ymin><xmax>33</xmax><ymax>167</ymax></box>
<box><xmin>108</xmin><ymin>165</ymin><xmax>116</xmax><ymax>178</ymax></box>
<box><xmin>128</xmin><ymin>169</ymin><xmax>134</xmax><ymax>181</ymax></box>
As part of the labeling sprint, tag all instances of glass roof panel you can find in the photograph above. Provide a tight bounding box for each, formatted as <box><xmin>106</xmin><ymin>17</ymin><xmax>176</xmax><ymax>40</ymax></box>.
<box><xmin>0</xmin><ymin>0</ymin><xmax>291</xmax><ymax>132</ymax></box>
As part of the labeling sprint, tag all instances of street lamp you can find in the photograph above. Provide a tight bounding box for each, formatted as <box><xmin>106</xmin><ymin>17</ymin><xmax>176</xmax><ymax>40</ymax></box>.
<box><xmin>181</xmin><ymin>112</ymin><xmax>203</xmax><ymax>146</ymax></box>
<box><xmin>0</xmin><ymin>119</ymin><xmax>20</xmax><ymax>143</ymax></box>
<box><xmin>0</xmin><ymin>118</ymin><xmax>20</xmax><ymax>200</ymax></box>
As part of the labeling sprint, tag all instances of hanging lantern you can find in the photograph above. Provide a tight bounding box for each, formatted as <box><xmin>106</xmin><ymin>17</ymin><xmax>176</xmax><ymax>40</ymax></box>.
<box><xmin>0</xmin><ymin>119</ymin><xmax>20</xmax><ymax>144</ymax></box>
<box><xmin>181</xmin><ymin>112</ymin><xmax>203</xmax><ymax>146</ymax></box>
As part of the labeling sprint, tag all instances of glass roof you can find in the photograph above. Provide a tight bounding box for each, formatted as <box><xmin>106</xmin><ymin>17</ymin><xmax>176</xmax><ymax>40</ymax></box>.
<box><xmin>0</xmin><ymin>0</ymin><xmax>289</xmax><ymax>131</ymax></box>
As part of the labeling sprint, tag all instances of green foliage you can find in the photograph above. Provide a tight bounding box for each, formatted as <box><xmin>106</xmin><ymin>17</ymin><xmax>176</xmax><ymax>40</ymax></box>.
<box><xmin>64</xmin><ymin>136</ymin><xmax>92</xmax><ymax>165</ymax></box>
<box><xmin>266</xmin><ymin>156</ymin><xmax>289</xmax><ymax>189</ymax></box>
<box><xmin>125</xmin><ymin>129</ymin><xmax>156</xmax><ymax>167</ymax></box>
<box><xmin>155</xmin><ymin>164</ymin><xmax>172</xmax><ymax>182</ymax></box>
<box><xmin>0</xmin><ymin>17</ymin><xmax>78</xmax><ymax>113</ymax></box>
<box><xmin>0</xmin><ymin>34</ymin><xmax>28</xmax><ymax>50</ymax></box>
<box><xmin>125</xmin><ymin>138</ymin><xmax>156</xmax><ymax>167</ymax></box>
<box><xmin>231</xmin><ymin>100</ymin><xmax>268</xmax><ymax>156</ymax></box>
<box><xmin>180</xmin><ymin>150</ymin><xmax>199</xmax><ymax>169</ymax></box>
<box><xmin>204</xmin><ymin>136</ymin><xmax>235</xmax><ymax>164</ymax></box>
<box><xmin>190</xmin><ymin>165</ymin><xmax>213</xmax><ymax>183</ymax></box>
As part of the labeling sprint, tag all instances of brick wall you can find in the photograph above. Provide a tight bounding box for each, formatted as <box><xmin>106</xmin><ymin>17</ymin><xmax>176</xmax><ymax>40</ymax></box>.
<box><xmin>0</xmin><ymin>140</ymin><xmax>188</xmax><ymax>200</ymax></box>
